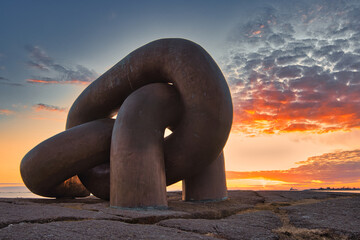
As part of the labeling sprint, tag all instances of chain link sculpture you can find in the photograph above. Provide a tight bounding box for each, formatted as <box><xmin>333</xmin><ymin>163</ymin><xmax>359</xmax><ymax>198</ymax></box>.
<box><xmin>20</xmin><ymin>39</ymin><xmax>233</xmax><ymax>208</ymax></box>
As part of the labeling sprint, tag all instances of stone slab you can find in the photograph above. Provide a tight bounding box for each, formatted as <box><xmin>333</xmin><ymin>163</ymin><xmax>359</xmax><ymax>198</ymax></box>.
<box><xmin>257</xmin><ymin>190</ymin><xmax>356</xmax><ymax>203</ymax></box>
<box><xmin>1</xmin><ymin>191</ymin><xmax>360</xmax><ymax>239</ymax></box>
<box><xmin>227</xmin><ymin>190</ymin><xmax>266</xmax><ymax>205</ymax></box>
<box><xmin>158</xmin><ymin>210</ymin><xmax>282</xmax><ymax>240</ymax></box>
<box><xmin>0</xmin><ymin>219</ymin><xmax>216</xmax><ymax>240</ymax></box>
<box><xmin>0</xmin><ymin>200</ymin><xmax>122</xmax><ymax>228</ymax></box>
<box><xmin>166</xmin><ymin>190</ymin><xmax>260</xmax><ymax>219</ymax></box>
<box><xmin>82</xmin><ymin>201</ymin><xmax>192</xmax><ymax>223</ymax></box>
<box><xmin>0</xmin><ymin>196</ymin><xmax>192</xmax><ymax>225</ymax></box>
<box><xmin>282</xmin><ymin>196</ymin><xmax>360</xmax><ymax>238</ymax></box>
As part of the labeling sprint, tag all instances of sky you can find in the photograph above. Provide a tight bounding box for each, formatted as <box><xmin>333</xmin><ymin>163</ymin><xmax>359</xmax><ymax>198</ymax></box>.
<box><xmin>0</xmin><ymin>0</ymin><xmax>359</xmax><ymax>191</ymax></box>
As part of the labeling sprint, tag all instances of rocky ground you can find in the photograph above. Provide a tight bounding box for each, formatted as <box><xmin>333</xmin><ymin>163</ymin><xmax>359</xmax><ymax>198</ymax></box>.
<box><xmin>0</xmin><ymin>190</ymin><xmax>359</xmax><ymax>239</ymax></box>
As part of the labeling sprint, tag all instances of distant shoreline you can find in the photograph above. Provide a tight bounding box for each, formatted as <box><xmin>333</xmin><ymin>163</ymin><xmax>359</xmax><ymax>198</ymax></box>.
<box><xmin>307</xmin><ymin>189</ymin><xmax>360</xmax><ymax>194</ymax></box>
<box><xmin>308</xmin><ymin>188</ymin><xmax>360</xmax><ymax>191</ymax></box>
<box><xmin>1</xmin><ymin>186</ymin><xmax>360</xmax><ymax>198</ymax></box>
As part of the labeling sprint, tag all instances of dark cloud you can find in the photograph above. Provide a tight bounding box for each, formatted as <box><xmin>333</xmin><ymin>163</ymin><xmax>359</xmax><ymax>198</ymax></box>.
<box><xmin>229</xmin><ymin>6</ymin><xmax>279</xmax><ymax>44</ymax></box>
<box><xmin>224</xmin><ymin>0</ymin><xmax>360</xmax><ymax>135</ymax></box>
<box><xmin>267</xmin><ymin>34</ymin><xmax>285</xmax><ymax>47</ymax></box>
<box><xmin>276</xmin><ymin>55</ymin><xmax>306</xmax><ymax>65</ymax></box>
<box><xmin>0</xmin><ymin>77</ymin><xmax>22</xmax><ymax>86</ymax></box>
<box><xmin>33</xmin><ymin>103</ymin><xmax>67</xmax><ymax>112</ymax></box>
<box><xmin>27</xmin><ymin>61</ymin><xmax>50</xmax><ymax>71</ymax></box>
<box><xmin>227</xmin><ymin>149</ymin><xmax>360</xmax><ymax>185</ymax></box>
<box><xmin>276</xmin><ymin>66</ymin><xmax>302</xmax><ymax>78</ymax></box>
<box><xmin>25</xmin><ymin>45</ymin><xmax>98</xmax><ymax>85</ymax></box>
<box><xmin>334</xmin><ymin>53</ymin><xmax>360</xmax><ymax>71</ymax></box>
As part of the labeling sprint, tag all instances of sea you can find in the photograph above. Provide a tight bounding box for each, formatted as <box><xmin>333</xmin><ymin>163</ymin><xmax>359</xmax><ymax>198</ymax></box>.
<box><xmin>0</xmin><ymin>183</ymin><xmax>183</xmax><ymax>198</ymax></box>
<box><xmin>0</xmin><ymin>184</ymin><xmax>44</xmax><ymax>198</ymax></box>
<box><xmin>1</xmin><ymin>184</ymin><xmax>359</xmax><ymax>198</ymax></box>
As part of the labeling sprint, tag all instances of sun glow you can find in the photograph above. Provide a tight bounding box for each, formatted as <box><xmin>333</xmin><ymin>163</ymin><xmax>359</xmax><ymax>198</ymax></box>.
<box><xmin>226</xmin><ymin>178</ymin><xmax>291</xmax><ymax>190</ymax></box>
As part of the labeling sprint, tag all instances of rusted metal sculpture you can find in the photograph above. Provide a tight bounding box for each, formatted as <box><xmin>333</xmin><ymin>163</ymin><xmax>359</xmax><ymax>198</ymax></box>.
<box><xmin>20</xmin><ymin>39</ymin><xmax>233</xmax><ymax>208</ymax></box>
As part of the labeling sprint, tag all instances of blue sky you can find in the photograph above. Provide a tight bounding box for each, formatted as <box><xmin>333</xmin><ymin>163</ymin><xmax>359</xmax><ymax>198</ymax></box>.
<box><xmin>0</xmin><ymin>0</ymin><xmax>254</xmax><ymax>109</ymax></box>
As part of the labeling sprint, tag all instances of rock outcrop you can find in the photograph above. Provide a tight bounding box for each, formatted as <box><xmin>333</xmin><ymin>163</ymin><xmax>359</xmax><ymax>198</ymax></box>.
<box><xmin>1</xmin><ymin>190</ymin><xmax>359</xmax><ymax>239</ymax></box>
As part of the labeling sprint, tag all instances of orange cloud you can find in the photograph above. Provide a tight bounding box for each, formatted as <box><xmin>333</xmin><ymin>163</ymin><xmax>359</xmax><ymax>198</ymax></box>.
<box><xmin>0</xmin><ymin>109</ymin><xmax>15</xmax><ymax>115</ymax></box>
<box><xmin>230</xmin><ymin>77</ymin><xmax>360</xmax><ymax>135</ymax></box>
<box><xmin>226</xmin><ymin>150</ymin><xmax>360</xmax><ymax>189</ymax></box>
<box><xmin>27</xmin><ymin>79</ymin><xmax>90</xmax><ymax>85</ymax></box>
<box><xmin>33</xmin><ymin>103</ymin><xmax>67</xmax><ymax>113</ymax></box>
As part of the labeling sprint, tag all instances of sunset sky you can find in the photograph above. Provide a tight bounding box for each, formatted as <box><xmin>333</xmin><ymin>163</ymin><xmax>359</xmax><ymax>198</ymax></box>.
<box><xmin>1</xmin><ymin>0</ymin><xmax>359</xmax><ymax>191</ymax></box>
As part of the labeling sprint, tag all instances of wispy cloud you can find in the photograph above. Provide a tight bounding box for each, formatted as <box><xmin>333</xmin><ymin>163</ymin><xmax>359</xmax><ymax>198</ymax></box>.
<box><xmin>0</xmin><ymin>77</ymin><xmax>22</xmax><ymax>87</ymax></box>
<box><xmin>25</xmin><ymin>45</ymin><xmax>98</xmax><ymax>85</ymax></box>
<box><xmin>227</xmin><ymin>149</ymin><xmax>360</xmax><ymax>188</ymax></box>
<box><xmin>27</xmin><ymin>78</ymin><xmax>89</xmax><ymax>85</ymax></box>
<box><xmin>33</xmin><ymin>103</ymin><xmax>67</xmax><ymax>113</ymax></box>
<box><xmin>224</xmin><ymin>1</ymin><xmax>360</xmax><ymax>135</ymax></box>
<box><xmin>0</xmin><ymin>109</ymin><xmax>15</xmax><ymax>115</ymax></box>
